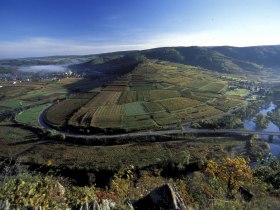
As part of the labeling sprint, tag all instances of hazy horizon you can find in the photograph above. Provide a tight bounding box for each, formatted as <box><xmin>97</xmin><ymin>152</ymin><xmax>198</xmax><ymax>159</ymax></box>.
<box><xmin>1</xmin><ymin>0</ymin><xmax>280</xmax><ymax>59</ymax></box>
<box><xmin>1</xmin><ymin>44</ymin><xmax>280</xmax><ymax>60</ymax></box>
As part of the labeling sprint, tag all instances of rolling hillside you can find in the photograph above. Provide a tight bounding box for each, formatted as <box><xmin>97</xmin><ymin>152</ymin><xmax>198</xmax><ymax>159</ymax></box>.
<box><xmin>2</xmin><ymin>45</ymin><xmax>280</xmax><ymax>75</ymax></box>
<box><xmin>212</xmin><ymin>45</ymin><xmax>280</xmax><ymax>68</ymax></box>
<box><xmin>70</xmin><ymin>45</ymin><xmax>280</xmax><ymax>75</ymax></box>
<box><xmin>141</xmin><ymin>46</ymin><xmax>264</xmax><ymax>73</ymax></box>
<box><xmin>69</xmin><ymin>54</ymin><xmax>145</xmax><ymax>75</ymax></box>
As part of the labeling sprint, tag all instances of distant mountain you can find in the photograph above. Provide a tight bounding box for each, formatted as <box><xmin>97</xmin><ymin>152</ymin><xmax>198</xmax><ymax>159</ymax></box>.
<box><xmin>0</xmin><ymin>50</ymin><xmax>136</xmax><ymax>66</ymax></box>
<box><xmin>140</xmin><ymin>46</ymin><xmax>266</xmax><ymax>73</ymax></box>
<box><xmin>71</xmin><ymin>45</ymin><xmax>280</xmax><ymax>75</ymax></box>
<box><xmin>211</xmin><ymin>45</ymin><xmax>280</xmax><ymax>68</ymax></box>
<box><xmin>2</xmin><ymin>45</ymin><xmax>280</xmax><ymax>75</ymax></box>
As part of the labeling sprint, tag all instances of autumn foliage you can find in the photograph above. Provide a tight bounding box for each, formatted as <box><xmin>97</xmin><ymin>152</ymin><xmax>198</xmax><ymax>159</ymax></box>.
<box><xmin>205</xmin><ymin>157</ymin><xmax>253</xmax><ymax>196</ymax></box>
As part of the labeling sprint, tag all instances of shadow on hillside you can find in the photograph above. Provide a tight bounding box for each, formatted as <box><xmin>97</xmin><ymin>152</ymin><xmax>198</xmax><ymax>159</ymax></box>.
<box><xmin>63</xmin><ymin>76</ymin><xmax>108</xmax><ymax>93</ymax></box>
<box><xmin>63</xmin><ymin>55</ymin><xmax>142</xmax><ymax>93</ymax></box>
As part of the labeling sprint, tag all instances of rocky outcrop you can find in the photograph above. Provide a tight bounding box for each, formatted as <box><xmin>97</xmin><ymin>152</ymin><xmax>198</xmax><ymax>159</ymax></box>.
<box><xmin>132</xmin><ymin>183</ymin><xmax>187</xmax><ymax>210</ymax></box>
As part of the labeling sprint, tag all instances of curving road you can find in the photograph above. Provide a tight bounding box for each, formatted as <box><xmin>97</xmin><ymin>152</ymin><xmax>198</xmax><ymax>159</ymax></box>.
<box><xmin>38</xmin><ymin>110</ymin><xmax>280</xmax><ymax>140</ymax></box>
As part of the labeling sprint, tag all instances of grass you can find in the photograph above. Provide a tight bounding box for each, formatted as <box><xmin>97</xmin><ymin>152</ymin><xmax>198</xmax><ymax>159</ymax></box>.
<box><xmin>0</xmin><ymin>86</ymin><xmax>34</xmax><ymax>100</ymax></box>
<box><xmin>124</xmin><ymin>102</ymin><xmax>147</xmax><ymax>116</ymax></box>
<box><xmin>92</xmin><ymin>105</ymin><xmax>124</xmax><ymax>128</ymax></box>
<box><xmin>136</xmin><ymin>90</ymin><xmax>150</xmax><ymax>101</ymax></box>
<box><xmin>57</xmin><ymin>77</ymin><xmax>82</xmax><ymax>85</ymax></box>
<box><xmin>208</xmin><ymin>98</ymin><xmax>245</xmax><ymax>111</ymax></box>
<box><xmin>16</xmin><ymin>136</ymin><xmax>253</xmax><ymax>170</ymax></box>
<box><xmin>143</xmin><ymin>102</ymin><xmax>165</xmax><ymax>113</ymax></box>
<box><xmin>15</xmin><ymin>103</ymin><xmax>51</xmax><ymax>125</ymax></box>
<box><xmin>68</xmin><ymin>107</ymin><xmax>97</xmax><ymax>127</ymax></box>
<box><xmin>190</xmin><ymin>107</ymin><xmax>224</xmax><ymax>119</ymax></box>
<box><xmin>25</xmin><ymin>88</ymin><xmax>66</xmax><ymax>97</ymax></box>
<box><xmin>45</xmin><ymin>99</ymin><xmax>89</xmax><ymax>127</ymax></box>
<box><xmin>185</xmin><ymin>80</ymin><xmax>209</xmax><ymax>89</ymax></box>
<box><xmin>123</xmin><ymin>115</ymin><xmax>156</xmax><ymax>130</ymax></box>
<box><xmin>69</xmin><ymin>92</ymin><xmax>98</xmax><ymax>99</ymax></box>
<box><xmin>159</xmin><ymin>97</ymin><xmax>201</xmax><ymax>112</ymax></box>
<box><xmin>149</xmin><ymin>90</ymin><xmax>181</xmax><ymax>100</ymax></box>
<box><xmin>118</xmin><ymin>91</ymin><xmax>136</xmax><ymax>104</ymax></box>
<box><xmin>152</xmin><ymin>111</ymin><xmax>178</xmax><ymax>126</ymax></box>
<box><xmin>0</xmin><ymin>125</ymin><xmax>38</xmax><ymax>144</ymax></box>
<box><xmin>199</xmin><ymin>82</ymin><xmax>227</xmax><ymax>93</ymax></box>
<box><xmin>0</xmin><ymin>99</ymin><xmax>35</xmax><ymax>109</ymax></box>
<box><xmin>85</xmin><ymin>91</ymin><xmax>122</xmax><ymax>107</ymax></box>
<box><xmin>165</xmin><ymin>77</ymin><xmax>192</xmax><ymax>86</ymax></box>
<box><xmin>226</xmin><ymin>88</ymin><xmax>249</xmax><ymax>97</ymax></box>
<box><xmin>0</xmin><ymin>126</ymin><xmax>39</xmax><ymax>159</ymax></box>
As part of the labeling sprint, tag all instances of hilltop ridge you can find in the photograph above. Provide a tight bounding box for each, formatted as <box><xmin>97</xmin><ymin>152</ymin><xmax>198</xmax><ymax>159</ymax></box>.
<box><xmin>69</xmin><ymin>45</ymin><xmax>280</xmax><ymax>75</ymax></box>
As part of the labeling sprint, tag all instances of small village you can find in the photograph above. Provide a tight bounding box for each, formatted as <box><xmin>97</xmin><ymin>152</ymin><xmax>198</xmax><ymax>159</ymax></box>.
<box><xmin>0</xmin><ymin>68</ymin><xmax>83</xmax><ymax>84</ymax></box>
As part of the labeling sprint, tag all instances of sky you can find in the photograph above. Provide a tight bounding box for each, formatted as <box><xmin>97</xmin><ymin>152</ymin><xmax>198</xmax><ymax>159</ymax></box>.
<box><xmin>0</xmin><ymin>0</ymin><xmax>280</xmax><ymax>58</ymax></box>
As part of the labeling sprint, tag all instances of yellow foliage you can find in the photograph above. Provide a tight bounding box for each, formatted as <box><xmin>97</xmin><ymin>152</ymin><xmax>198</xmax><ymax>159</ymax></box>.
<box><xmin>0</xmin><ymin>175</ymin><xmax>67</xmax><ymax>209</ymax></box>
<box><xmin>47</xmin><ymin>159</ymin><xmax>52</xmax><ymax>166</ymax></box>
<box><xmin>0</xmin><ymin>172</ymin><xmax>96</xmax><ymax>209</ymax></box>
<box><xmin>111</xmin><ymin>165</ymin><xmax>134</xmax><ymax>202</ymax></box>
<box><xmin>205</xmin><ymin>157</ymin><xmax>253</xmax><ymax>192</ymax></box>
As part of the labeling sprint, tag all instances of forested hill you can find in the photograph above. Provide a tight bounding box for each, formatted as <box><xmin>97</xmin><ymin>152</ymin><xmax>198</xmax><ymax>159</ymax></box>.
<box><xmin>140</xmin><ymin>47</ymin><xmax>262</xmax><ymax>73</ymax></box>
<box><xmin>211</xmin><ymin>45</ymin><xmax>280</xmax><ymax>68</ymax></box>
<box><xmin>70</xmin><ymin>45</ymin><xmax>280</xmax><ymax>75</ymax></box>
<box><xmin>2</xmin><ymin>45</ymin><xmax>280</xmax><ymax>75</ymax></box>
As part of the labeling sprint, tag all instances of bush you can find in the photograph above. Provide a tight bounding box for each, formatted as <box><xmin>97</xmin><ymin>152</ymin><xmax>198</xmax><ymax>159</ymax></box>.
<box><xmin>0</xmin><ymin>167</ymin><xmax>97</xmax><ymax>209</ymax></box>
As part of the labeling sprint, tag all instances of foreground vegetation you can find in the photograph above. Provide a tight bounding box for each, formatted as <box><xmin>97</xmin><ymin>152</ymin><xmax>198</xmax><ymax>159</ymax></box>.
<box><xmin>1</xmin><ymin>156</ymin><xmax>279</xmax><ymax>209</ymax></box>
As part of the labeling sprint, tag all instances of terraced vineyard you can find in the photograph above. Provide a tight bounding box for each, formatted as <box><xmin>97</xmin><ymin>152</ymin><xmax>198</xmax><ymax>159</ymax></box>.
<box><xmin>45</xmin><ymin>60</ymin><xmax>249</xmax><ymax>132</ymax></box>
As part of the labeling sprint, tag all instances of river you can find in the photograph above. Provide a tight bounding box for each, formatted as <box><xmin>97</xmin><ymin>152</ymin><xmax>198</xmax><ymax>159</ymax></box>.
<box><xmin>244</xmin><ymin>102</ymin><xmax>280</xmax><ymax>158</ymax></box>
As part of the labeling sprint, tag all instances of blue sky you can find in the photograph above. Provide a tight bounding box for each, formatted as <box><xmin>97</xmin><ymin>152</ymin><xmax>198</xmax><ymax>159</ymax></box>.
<box><xmin>0</xmin><ymin>0</ymin><xmax>280</xmax><ymax>58</ymax></box>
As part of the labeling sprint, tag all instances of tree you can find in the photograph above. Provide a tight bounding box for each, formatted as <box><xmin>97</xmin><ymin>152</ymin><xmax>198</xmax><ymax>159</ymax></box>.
<box><xmin>255</xmin><ymin>113</ymin><xmax>269</xmax><ymax>129</ymax></box>
<box><xmin>205</xmin><ymin>157</ymin><xmax>253</xmax><ymax>198</ymax></box>
<box><xmin>47</xmin><ymin>129</ymin><xmax>57</xmax><ymax>138</ymax></box>
<box><xmin>246</xmin><ymin>134</ymin><xmax>258</xmax><ymax>150</ymax></box>
<box><xmin>57</xmin><ymin>133</ymin><xmax>66</xmax><ymax>141</ymax></box>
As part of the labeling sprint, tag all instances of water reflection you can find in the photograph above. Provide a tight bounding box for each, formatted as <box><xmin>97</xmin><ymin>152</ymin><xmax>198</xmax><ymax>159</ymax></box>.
<box><xmin>244</xmin><ymin>102</ymin><xmax>280</xmax><ymax>158</ymax></box>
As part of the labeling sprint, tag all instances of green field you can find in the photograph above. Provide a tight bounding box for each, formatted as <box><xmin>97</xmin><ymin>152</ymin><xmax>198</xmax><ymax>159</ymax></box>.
<box><xmin>226</xmin><ymin>88</ymin><xmax>249</xmax><ymax>97</ymax></box>
<box><xmin>0</xmin><ymin>82</ymin><xmax>68</xmax><ymax>110</ymax></box>
<box><xmin>143</xmin><ymin>102</ymin><xmax>165</xmax><ymax>113</ymax></box>
<box><xmin>15</xmin><ymin>103</ymin><xmax>51</xmax><ymax>125</ymax></box>
<box><xmin>0</xmin><ymin>86</ymin><xmax>34</xmax><ymax>100</ymax></box>
<box><xmin>199</xmin><ymin>82</ymin><xmax>227</xmax><ymax>93</ymax></box>
<box><xmin>124</xmin><ymin>102</ymin><xmax>147</xmax><ymax>116</ymax></box>
<box><xmin>0</xmin><ymin>99</ymin><xmax>35</xmax><ymax>108</ymax></box>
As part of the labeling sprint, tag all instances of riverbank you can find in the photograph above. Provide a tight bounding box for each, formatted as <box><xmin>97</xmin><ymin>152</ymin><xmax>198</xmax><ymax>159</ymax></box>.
<box><xmin>244</xmin><ymin>101</ymin><xmax>280</xmax><ymax>158</ymax></box>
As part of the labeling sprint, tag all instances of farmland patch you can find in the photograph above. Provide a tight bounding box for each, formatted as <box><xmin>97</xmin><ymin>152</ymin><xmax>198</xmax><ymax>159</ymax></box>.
<box><xmin>16</xmin><ymin>103</ymin><xmax>51</xmax><ymax>126</ymax></box>
<box><xmin>159</xmin><ymin>97</ymin><xmax>201</xmax><ymax>112</ymax></box>
<box><xmin>45</xmin><ymin>99</ymin><xmax>89</xmax><ymax>127</ymax></box>
<box><xmin>199</xmin><ymin>82</ymin><xmax>227</xmax><ymax>93</ymax></box>
<box><xmin>124</xmin><ymin>102</ymin><xmax>147</xmax><ymax>116</ymax></box>
<box><xmin>92</xmin><ymin>105</ymin><xmax>124</xmax><ymax>128</ymax></box>
<box><xmin>85</xmin><ymin>91</ymin><xmax>122</xmax><ymax>107</ymax></box>
<box><xmin>149</xmin><ymin>90</ymin><xmax>180</xmax><ymax>101</ymax></box>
